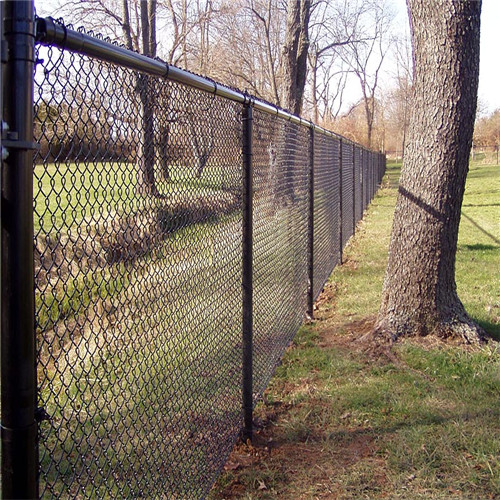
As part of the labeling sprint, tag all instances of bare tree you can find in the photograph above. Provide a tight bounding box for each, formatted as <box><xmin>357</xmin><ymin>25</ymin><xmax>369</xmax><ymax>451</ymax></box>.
<box><xmin>375</xmin><ymin>0</ymin><xmax>484</xmax><ymax>344</ymax></box>
<box><xmin>335</xmin><ymin>0</ymin><xmax>392</xmax><ymax>148</ymax></box>
<box><xmin>306</xmin><ymin>0</ymin><xmax>374</xmax><ymax>124</ymax></box>
<box><xmin>248</xmin><ymin>0</ymin><xmax>283</xmax><ymax>106</ymax></box>
<box><xmin>135</xmin><ymin>0</ymin><xmax>159</xmax><ymax>194</ymax></box>
<box><xmin>281</xmin><ymin>0</ymin><xmax>311</xmax><ymax>115</ymax></box>
<box><xmin>389</xmin><ymin>31</ymin><xmax>413</xmax><ymax>157</ymax></box>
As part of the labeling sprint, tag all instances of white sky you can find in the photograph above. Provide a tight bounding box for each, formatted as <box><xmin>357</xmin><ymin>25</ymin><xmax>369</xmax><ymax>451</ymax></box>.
<box><xmin>477</xmin><ymin>0</ymin><xmax>500</xmax><ymax>114</ymax></box>
<box><xmin>35</xmin><ymin>0</ymin><xmax>500</xmax><ymax>115</ymax></box>
<box><xmin>389</xmin><ymin>0</ymin><xmax>500</xmax><ymax>115</ymax></box>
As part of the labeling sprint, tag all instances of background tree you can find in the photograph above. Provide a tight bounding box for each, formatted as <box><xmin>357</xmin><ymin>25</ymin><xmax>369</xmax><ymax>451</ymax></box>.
<box><xmin>381</xmin><ymin>30</ymin><xmax>413</xmax><ymax>157</ymax></box>
<box><xmin>281</xmin><ymin>0</ymin><xmax>311</xmax><ymax>115</ymax></box>
<box><xmin>306</xmin><ymin>0</ymin><xmax>372</xmax><ymax>124</ymax></box>
<box><xmin>375</xmin><ymin>0</ymin><xmax>484</xmax><ymax>343</ymax></box>
<box><xmin>136</xmin><ymin>0</ymin><xmax>158</xmax><ymax>194</ymax></box>
<box><xmin>341</xmin><ymin>0</ymin><xmax>392</xmax><ymax>148</ymax></box>
<box><xmin>474</xmin><ymin>109</ymin><xmax>500</xmax><ymax>147</ymax></box>
<box><xmin>247</xmin><ymin>0</ymin><xmax>284</xmax><ymax>106</ymax></box>
<box><xmin>332</xmin><ymin>96</ymin><xmax>385</xmax><ymax>148</ymax></box>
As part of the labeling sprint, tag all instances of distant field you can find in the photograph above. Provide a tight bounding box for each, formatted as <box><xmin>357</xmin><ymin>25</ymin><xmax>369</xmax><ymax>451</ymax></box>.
<box><xmin>34</xmin><ymin>161</ymin><xmax>239</xmax><ymax>232</ymax></box>
<box><xmin>457</xmin><ymin>161</ymin><xmax>500</xmax><ymax>337</ymax></box>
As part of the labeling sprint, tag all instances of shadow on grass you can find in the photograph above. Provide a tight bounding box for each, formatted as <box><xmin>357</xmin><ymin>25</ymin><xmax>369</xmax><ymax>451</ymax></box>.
<box><xmin>461</xmin><ymin>212</ymin><xmax>500</xmax><ymax>245</ymax></box>
<box><xmin>461</xmin><ymin>243</ymin><xmax>499</xmax><ymax>251</ymax></box>
<box><xmin>475</xmin><ymin>318</ymin><xmax>500</xmax><ymax>341</ymax></box>
<box><xmin>309</xmin><ymin>407</ymin><xmax>499</xmax><ymax>447</ymax></box>
<box><xmin>466</xmin><ymin>166</ymin><xmax>500</xmax><ymax>179</ymax></box>
<box><xmin>462</xmin><ymin>203</ymin><xmax>500</xmax><ymax>208</ymax></box>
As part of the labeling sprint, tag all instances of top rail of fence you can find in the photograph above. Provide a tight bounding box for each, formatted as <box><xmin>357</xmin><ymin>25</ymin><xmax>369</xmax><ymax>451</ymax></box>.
<box><xmin>34</xmin><ymin>16</ymin><xmax>363</xmax><ymax>147</ymax></box>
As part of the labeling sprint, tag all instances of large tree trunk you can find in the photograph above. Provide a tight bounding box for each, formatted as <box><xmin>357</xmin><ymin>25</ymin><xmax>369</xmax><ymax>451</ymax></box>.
<box><xmin>375</xmin><ymin>0</ymin><xmax>484</xmax><ymax>344</ymax></box>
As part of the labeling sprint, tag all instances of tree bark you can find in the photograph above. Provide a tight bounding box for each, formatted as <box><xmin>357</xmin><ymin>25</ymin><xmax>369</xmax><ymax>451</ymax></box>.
<box><xmin>375</xmin><ymin>0</ymin><xmax>484</xmax><ymax>344</ymax></box>
<box><xmin>136</xmin><ymin>0</ymin><xmax>158</xmax><ymax>196</ymax></box>
<box><xmin>121</xmin><ymin>0</ymin><xmax>134</xmax><ymax>50</ymax></box>
<box><xmin>282</xmin><ymin>0</ymin><xmax>310</xmax><ymax>116</ymax></box>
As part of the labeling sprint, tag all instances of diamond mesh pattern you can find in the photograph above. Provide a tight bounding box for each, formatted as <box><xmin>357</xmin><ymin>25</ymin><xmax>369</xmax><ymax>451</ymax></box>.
<box><xmin>354</xmin><ymin>146</ymin><xmax>363</xmax><ymax>224</ymax></box>
<box><xmin>29</xmin><ymin>19</ymin><xmax>385</xmax><ymax>499</ymax></box>
<box><xmin>35</xmin><ymin>42</ymin><xmax>243</xmax><ymax>499</ymax></box>
<box><xmin>313</xmin><ymin>134</ymin><xmax>340</xmax><ymax>300</ymax></box>
<box><xmin>363</xmin><ymin>149</ymin><xmax>370</xmax><ymax>211</ymax></box>
<box><xmin>368</xmin><ymin>153</ymin><xmax>373</xmax><ymax>202</ymax></box>
<box><xmin>252</xmin><ymin>110</ymin><xmax>309</xmax><ymax>399</ymax></box>
<box><xmin>341</xmin><ymin>141</ymin><xmax>354</xmax><ymax>249</ymax></box>
<box><xmin>371</xmin><ymin>154</ymin><xmax>376</xmax><ymax>200</ymax></box>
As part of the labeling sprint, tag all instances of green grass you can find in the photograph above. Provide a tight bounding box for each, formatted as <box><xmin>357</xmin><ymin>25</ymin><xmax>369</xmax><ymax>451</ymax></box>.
<box><xmin>34</xmin><ymin>159</ymin><xmax>247</xmax><ymax>497</ymax></box>
<box><xmin>210</xmin><ymin>160</ymin><xmax>500</xmax><ymax>499</ymax></box>
<box><xmin>457</xmin><ymin>163</ymin><xmax>500</xmax><ymax>337</ymax></box>
<box><xmin>34</xmin><ymin>160</ymin><xmax>239</xmax><ymax>231</ymax></box>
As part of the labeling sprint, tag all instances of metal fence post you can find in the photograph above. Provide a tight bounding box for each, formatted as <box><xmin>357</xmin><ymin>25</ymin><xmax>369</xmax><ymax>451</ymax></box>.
<box><xmin>1</xmin><ymin>1</ymin><xmax>38</xmax><ymax>498</ymax></box>
<box><xmin>306</xmin><ymin>126</ymin><xmax>314</xmax><ymax>318</ymax></box>
<box><xmin>242</xmin><ymin>102</ymin><xmax>253</xmax><ymax>442</ymax></box>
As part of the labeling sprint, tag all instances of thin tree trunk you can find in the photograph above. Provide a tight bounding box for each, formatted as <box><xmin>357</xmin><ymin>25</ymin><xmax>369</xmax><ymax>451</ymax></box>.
<box><xmin>309</xmin><ymin>50</ymin><xmax>319</xmax><ymax>123</ymax></box>
<box><xmin>121</xmin><ymin>0</ymin><xmax>134</xmax><ymax>50</ymax></box>
<box><xmin>136</xmin><ymin>0</ymin><xmax>157</xmax><ymax>195</ymax></box>
<box><xmin>375</xmin><ymin>0</ymin><xmax>484</xmax><ymax>344</ymax></box>
<box><xmin>149</xmin><ymin>0</ymin><xmax>157</xmax><ymax>57</ymax></box>
<box><xmin>282</xmin><ymin>0</ymin><xmax>310</xmax><ymax>115</ymax></box>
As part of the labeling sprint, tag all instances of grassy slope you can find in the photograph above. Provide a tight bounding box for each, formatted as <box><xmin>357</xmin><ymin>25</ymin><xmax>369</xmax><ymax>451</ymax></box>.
<box><xmin>210</xmin><ymin>161</ymin><xmax>500</xmax><ymax>499</ymax></box>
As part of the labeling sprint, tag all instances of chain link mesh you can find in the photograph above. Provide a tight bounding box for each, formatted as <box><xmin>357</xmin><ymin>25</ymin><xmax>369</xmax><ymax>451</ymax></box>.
<box><xmin>368</xmin><ymin>154</ymin><xmax>374</xmax><ymax>202</ymax></box>
<box><xmin>313</xmin><ymin>134</ymin><xmax>340</xmax><ymax>300</ymax></box>
<box><xmin>354</xmin><ymin>146</ymin><xmax>363</xmax><ymax>225</ymax></box>
<box><xmin>30</xmin><ymin>19</ymin><xmax>385</xmax><ymax>499</ymax></box>
<box><xmin>341</xmin><ymin>141</ymin><xmax>354</xmax><ymax>249</ymax></box>
<box><xmin>363</xmin><ymin>149</ymin><xmax>369</xmax><ymax>211</ymax></box>
<box><xmin>35</xmin><ymin>39</ymin><xmax>244</xmax><ymax>499</ymax></box>
<box><xmin>251</xmin><ymin>110</ymin><xmax>309</xmax><ymax>399</ymax></box>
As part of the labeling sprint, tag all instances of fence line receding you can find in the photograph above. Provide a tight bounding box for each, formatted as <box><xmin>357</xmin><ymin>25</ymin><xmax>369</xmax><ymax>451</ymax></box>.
<box><xmin>1</xmin><ymin>7</ymin><xmax>386</xmax><ymax>499</ymax></box>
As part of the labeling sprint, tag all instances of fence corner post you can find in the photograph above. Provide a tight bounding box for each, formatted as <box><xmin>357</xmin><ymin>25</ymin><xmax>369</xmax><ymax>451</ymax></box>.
<box><xmin>306</xmin><ymin>126</ymin><xmax>315</xmax><ymax>319</ymax></box>
<box><xmin>1</xmin><ymin>0</ymin><xmax>38</xmax><ymax>498</ymax></box>
<box><xmin>242</xmin><ymin>102</ymin><xmax>253</xmax><ymax>442</ymax></box>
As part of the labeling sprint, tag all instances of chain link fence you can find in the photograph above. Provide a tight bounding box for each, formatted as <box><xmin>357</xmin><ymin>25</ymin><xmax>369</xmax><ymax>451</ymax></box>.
<box><xmin>1</xmin><ymin>9</ymin><xmax>385</xmax><ymax>499</ymax></box>
<box><xmin>313</xmin><ymin>133</ymin><xmax>341</xmax><ymax>301</ymax></box>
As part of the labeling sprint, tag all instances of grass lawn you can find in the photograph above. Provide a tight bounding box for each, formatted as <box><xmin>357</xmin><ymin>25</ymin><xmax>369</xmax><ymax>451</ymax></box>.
<box><xmin>209</xmin><ymin>160</ymin><xmax>500</xmax><ymax>499</ymax></box>
<box><xmin>34</xmin><ymin>161</ymin><xmax>239</xmax><ymax>232</ymax></box>
<box><xmin>34</xmin><ymin>160</ymin><xmax>246</xmax><ymax>497</ymax></box>
<box><xmin>34</xmin><ymin>157</ymin><xmax>310</xmax><ymax>497</ymax></box>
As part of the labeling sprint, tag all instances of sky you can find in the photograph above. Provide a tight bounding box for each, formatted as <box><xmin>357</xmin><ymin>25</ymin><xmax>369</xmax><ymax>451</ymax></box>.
<box><xmin>477</xmin><ymin>0</ymin><xmax>500</xmax><ymax>114</ymax></box>
<box><xmin>389</xmin><ymin>0</ymin><xmax>500</xmax><ymax>115</ymax></box>
<box><xmin>35</xmin><ymin>0</ymin><xmax>500</xmax><ymax>116</ymax></box>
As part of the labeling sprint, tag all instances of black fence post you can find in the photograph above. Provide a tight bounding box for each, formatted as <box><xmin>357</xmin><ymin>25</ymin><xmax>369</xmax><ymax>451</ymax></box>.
<box><xmin>338</xmin><ymin>138</ymin><xmax>343</xmax><ymax>264</ymax></box>
<box><xmin>1</xmin><ymin>1</ymin><xmax>38</xmax><ymax>498</ymax></box>
<box><xmin>242</xmin><ymin>102</ymin><xmax>254</xmax><ymax>442</ymax></box>
<box><xmin>306</xmin><ymin>126</ymin><xmax>314</xmax><ymax>318</ymax></box>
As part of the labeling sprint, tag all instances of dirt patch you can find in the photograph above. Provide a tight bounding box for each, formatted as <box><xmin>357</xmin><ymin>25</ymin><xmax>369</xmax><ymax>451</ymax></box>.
<box><xmin>213</xmin><ymin>398</ymin><xmax>391</xmax><ymax>499</ymax></box>
<box><xmin>317</xmin><ymin>316</ymin><xmax>376</xmax><ymax>349</ymax></box>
